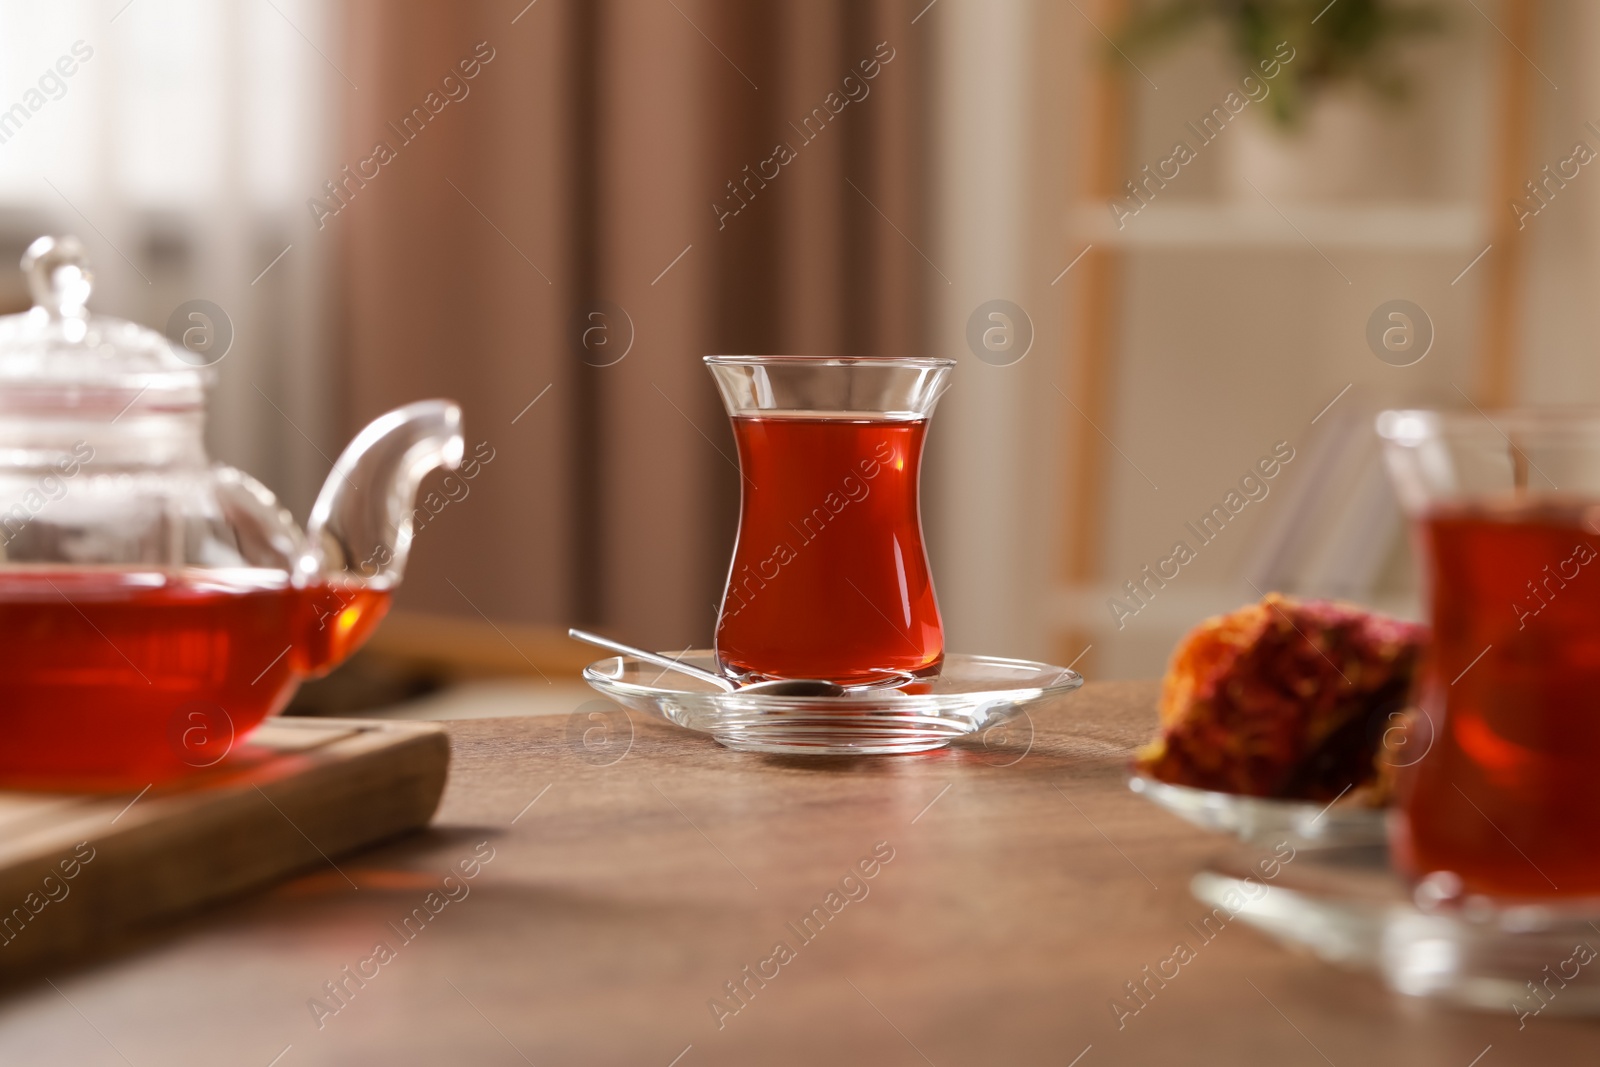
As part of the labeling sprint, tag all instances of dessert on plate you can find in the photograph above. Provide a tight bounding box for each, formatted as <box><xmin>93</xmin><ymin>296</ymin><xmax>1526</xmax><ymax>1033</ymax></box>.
<box><xmin>1135</xmin><ymin>593</ymin><xmax>1425</xmax><ymax>803</ymax></box>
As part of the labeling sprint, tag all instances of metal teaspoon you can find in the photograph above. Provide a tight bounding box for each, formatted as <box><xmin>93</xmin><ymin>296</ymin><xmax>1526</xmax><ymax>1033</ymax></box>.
<box><xmin>567</xmin><ymin>628</ymin><xmax>846</xmax><ymax>697</ymax></box>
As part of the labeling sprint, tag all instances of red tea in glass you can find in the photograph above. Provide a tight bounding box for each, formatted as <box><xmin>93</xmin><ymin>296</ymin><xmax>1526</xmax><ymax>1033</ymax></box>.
<box><xmin>1396</xmin><ymin>502</ymin><xmax>1600</xmax><ymax>897</ymax></box>
<box><xmin>1380</xmin><ymin>408</ymin><xmax>1600</xmax><ymax>898</ymax></box>
<box><xmin>706</xmin><ymin>357</ymin><xmax>952</xmax><ymax>686</ymax></box>
<box><xmin>716</xmin><ymin>415</ymin><xmax>942</xmax><ymax>684</ymax></box>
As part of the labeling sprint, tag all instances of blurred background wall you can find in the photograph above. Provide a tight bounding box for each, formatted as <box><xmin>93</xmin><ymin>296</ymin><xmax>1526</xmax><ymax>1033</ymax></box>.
<box><xmin>0</xmin><ymin>0</ymin><xmax>1592</xmax><ymax>684</ymax></box>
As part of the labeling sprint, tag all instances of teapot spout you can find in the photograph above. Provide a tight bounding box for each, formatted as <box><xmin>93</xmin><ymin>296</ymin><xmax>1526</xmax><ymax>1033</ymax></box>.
<box><xmin>307</xmin><ymin>399</ymin><xmax>465</xmax><ymax>588</ymax></box>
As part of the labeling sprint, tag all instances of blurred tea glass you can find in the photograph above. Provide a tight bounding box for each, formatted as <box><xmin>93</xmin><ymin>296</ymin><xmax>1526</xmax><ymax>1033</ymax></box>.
<box><xmin>705</xmin><ymin>356</ymin><xmax>952</xmax><ymax>687</ymax></box>
<box><xmin>1379</xmin><ymin>409</ymin><xmax>1600</xmax><ymax>899</ymax></box>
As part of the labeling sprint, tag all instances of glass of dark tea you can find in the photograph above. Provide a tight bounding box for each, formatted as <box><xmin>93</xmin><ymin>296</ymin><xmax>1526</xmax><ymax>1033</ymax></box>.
<box><xmin>1380</xmin><ymin>409</ymin><xmax>1600</xmax><ymax>898</ymax></box>
<box><xmin>705</xmin><ymin>356</ymin><xmax>953</xmax><ymax>687</ymax></box>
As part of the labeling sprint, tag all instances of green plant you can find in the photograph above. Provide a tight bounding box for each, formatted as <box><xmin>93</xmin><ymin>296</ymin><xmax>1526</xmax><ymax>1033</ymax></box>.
<box><xmin>1117</xmin><ymin>0</ymin><xmax>1446</xmax><ymax>129</ymax></box>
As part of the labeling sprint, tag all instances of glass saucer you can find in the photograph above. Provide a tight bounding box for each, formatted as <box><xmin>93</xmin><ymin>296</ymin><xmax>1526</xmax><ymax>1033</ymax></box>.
<box><xmin>1128</xmin><ymin>771</ymin><xmax>1388</xmax><ymax>849</ymax></box>
<box><xmin>1193</xmin><ymin>844</ymin><xmax>1600</xmax><ymax>1015</ymax></box>
<box><xmin>580</xmin><ymin>651</ymin><xmax>1082</xmax><ymax>754</ymax></box>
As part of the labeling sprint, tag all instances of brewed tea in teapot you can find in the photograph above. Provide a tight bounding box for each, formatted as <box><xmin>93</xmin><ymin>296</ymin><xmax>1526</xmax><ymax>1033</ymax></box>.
<box><xmin>0</xmin><ymin>236</ymin><xmax>463</xmax><ymax>787</ymax></box>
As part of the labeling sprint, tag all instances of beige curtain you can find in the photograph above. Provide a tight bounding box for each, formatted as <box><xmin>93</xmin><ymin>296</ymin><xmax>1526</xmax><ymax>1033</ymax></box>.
<box><xmin>338</xmin><ymin>0</ymin><xmax>930</xmax><ymax>649</ymax></box>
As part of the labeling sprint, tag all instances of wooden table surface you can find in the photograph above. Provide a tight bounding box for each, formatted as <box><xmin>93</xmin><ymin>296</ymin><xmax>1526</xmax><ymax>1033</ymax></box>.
<box><xmin>0</xmin><ymin>681</ymin><xmax>1592</xmax><ymax>1065</ymax></box>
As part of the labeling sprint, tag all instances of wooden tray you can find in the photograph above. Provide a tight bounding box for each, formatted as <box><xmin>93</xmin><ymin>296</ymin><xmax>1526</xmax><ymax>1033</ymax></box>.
<box><xmin>0</xmin><ymin>717</ymin><xmax>448</xmax><ymax>975</ymax></box>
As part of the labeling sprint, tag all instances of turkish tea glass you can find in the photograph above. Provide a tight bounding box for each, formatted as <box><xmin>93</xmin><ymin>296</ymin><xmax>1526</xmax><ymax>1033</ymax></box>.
<box><xmin>1379</xmin><ymin>409</ymin><xmax>1600</xmax><ymax>899</ymax></box>
<box><xmin>706</xmin><ymin>356</ymin><xmax>952</xmax><ymax>687</ymax></box>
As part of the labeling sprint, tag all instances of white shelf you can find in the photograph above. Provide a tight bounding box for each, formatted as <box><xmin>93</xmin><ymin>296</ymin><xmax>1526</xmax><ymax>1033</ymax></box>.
<box><xmin>1067</xmin><ymin>201</ymin><xmax>1486</xmax><ymax>252</ymax></box>
<box><xmin>1049</xmin><ymin>582</ymin><xmax>1422</xmax><ymax>634</ymax></box>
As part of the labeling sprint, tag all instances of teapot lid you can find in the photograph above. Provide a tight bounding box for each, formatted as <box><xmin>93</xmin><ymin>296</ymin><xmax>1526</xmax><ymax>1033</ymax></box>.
<box><xmin>0</xmin><ymin>236</ymin><xmax>205</xmax><ymax>415</ymax></box>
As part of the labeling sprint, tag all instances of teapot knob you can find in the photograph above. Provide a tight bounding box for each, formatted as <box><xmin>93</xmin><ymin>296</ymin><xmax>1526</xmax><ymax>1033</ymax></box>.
<box><xmin>21</xmin><ymin>235</ymin><xmax>93</xmax><ymax>320</ymax></box>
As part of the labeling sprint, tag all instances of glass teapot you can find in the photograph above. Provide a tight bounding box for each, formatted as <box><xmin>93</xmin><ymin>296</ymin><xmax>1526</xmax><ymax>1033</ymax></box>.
<box><xmin>0</xmin><ymin>236</ymin><xmax>464</xmax><ymax>788</ymax></box>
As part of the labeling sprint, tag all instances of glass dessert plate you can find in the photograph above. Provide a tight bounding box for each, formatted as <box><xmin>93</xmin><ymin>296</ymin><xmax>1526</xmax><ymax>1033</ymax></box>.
<box><xmin>581</xmin><ymin>651</ymin><xmax>1082</xmax><ymax>754</ymax></box>
<box><xmin>1128</xmin><ymin>772</ymin><xmax>1388</xmax><ymax>849</ymax></box>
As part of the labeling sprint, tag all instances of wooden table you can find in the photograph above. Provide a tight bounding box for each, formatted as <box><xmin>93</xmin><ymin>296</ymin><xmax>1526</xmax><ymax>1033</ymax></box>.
<box><xmin>0</xmin><ymin>681</ymin><xmax>1591</xmax><ymax>1065</ymax></box>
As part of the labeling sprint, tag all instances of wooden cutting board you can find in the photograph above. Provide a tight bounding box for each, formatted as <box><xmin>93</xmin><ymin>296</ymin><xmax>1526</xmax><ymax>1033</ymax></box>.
<box><xmin>0</xmin><ymin>717</ymin><xmax>448</xmax><ymax>976</ymax></box>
